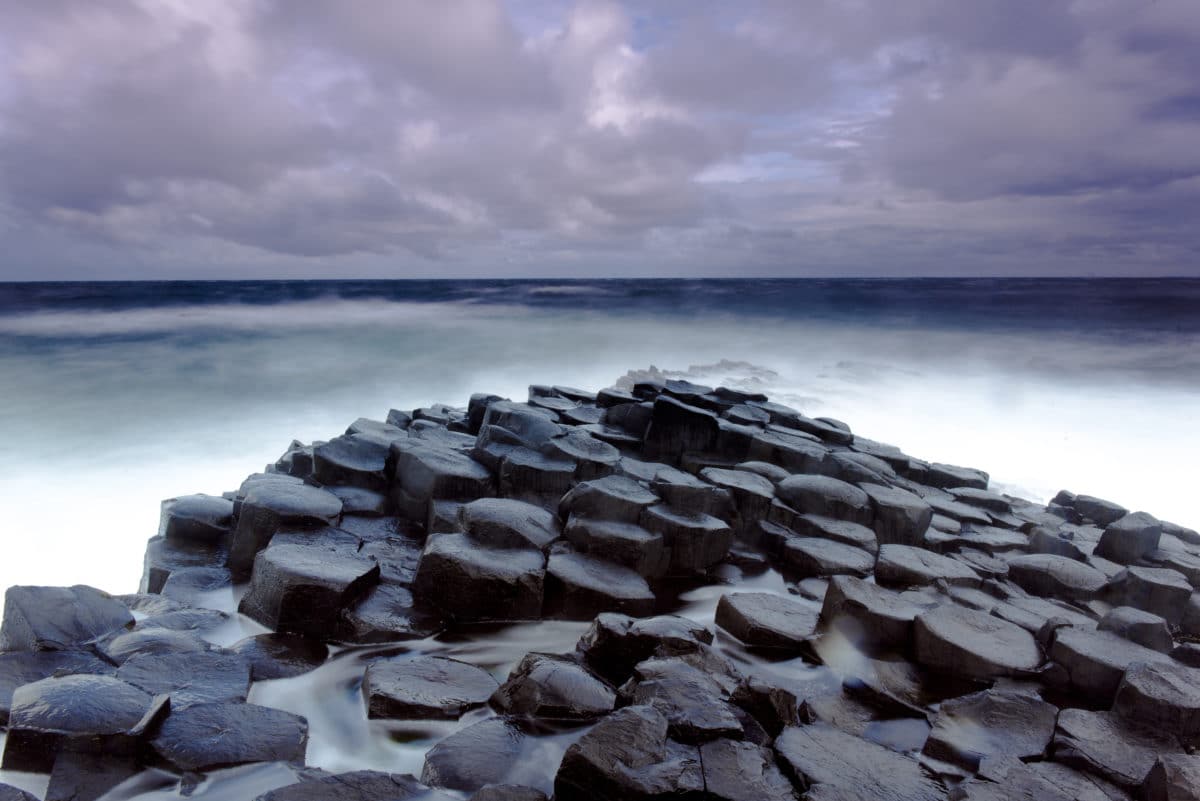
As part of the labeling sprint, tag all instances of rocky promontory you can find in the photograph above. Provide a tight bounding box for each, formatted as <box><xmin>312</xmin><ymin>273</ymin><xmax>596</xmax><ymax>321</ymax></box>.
<box><xmin>2</xmin><ymin>377</ymin><xmax>1199</xmax><ymax>800</ymax></box>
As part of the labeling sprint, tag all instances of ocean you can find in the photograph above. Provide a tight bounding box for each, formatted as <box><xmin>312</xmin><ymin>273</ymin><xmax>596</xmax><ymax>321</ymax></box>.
<box><xmin>1</xmin><ymin>277</ymin><xmax>1198</xmax><ymax>596</ymax></box>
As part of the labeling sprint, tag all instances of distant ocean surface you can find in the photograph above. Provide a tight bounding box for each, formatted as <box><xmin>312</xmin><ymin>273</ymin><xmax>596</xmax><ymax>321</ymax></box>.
<box><xmin>1</xmin><ymin>278</ymin><xmax>1198</xmax><ymax>595</ymax></box>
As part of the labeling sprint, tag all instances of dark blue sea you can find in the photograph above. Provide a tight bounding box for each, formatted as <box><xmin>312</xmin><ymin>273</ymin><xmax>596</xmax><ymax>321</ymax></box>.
<box><xmin>1</xmin><ymin>278</ymin><xmax>1198</xmax><ymax>595</ymax></box>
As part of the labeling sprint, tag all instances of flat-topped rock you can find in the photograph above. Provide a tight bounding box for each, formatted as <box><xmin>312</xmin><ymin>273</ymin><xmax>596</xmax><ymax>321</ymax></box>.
<box><xmin>925</xmin><ymin>463</ymin><xmax>989</xmax><ymax>491</ymax></box>
<box><xmin>499</xmin><ymin>447</ymin><xmax>576</xmax><ymax>498</ymax></box>
<box><xmin>820</xmin><ymin>575</ymin><xmax>925</xmax><ymax>649</ymax></box>
<box><xmin>2</xmin><ymin>673</ymin><xmax>158</xmax><ymax>772</ymax></box>
<box><xmin>151</xmin><ymin>701</ymin><xmax>309</xmax><ymax>772</ymax></box>
<box><xmin>421</xmin><ymin>717</ymin><xmax>527</xmax><ymax>792</ymax></box>
<box><xmin>554</xmin><ymin>705</ymin><xmax>704</xmax><ymax>801</ymax></box>
<box><xmin>363</xmin><ymin>655</ymin><xmax>498</xmax><ymax>720</ymax></box>
<box><xmin>491</xmin><ymin>652</ymin><xmax>615</xmax><ymax>720</ymax></box>
<box><xmin>699</xmin><ymin>738</ymin><xmax>797</xmax><ymax>801</ymax></box>
<box><xmin>619</xmin><ymin>657</ymin><xmax>743</xmax><ymax>743</ymax></box>
<box><xmin>1074</xmin><ymin>495</ymin><xmax>1130</xmax><ymax>526</ymax></box>
<box><xmin>1049</xmin><ymin>627</ymin><xmax>1171</xmax><ymax>703</ymax></box>
<box><xmin>0</xmin><ymin>585</ymin><xmax>133</xmax><ymax>652</ymax></box>
<box><xmin>558</xmin><ymin>475</ymin><xmax>658</xmax><ymax>523</ymax></box>
<box><xmin>1098</xmin><ymin>606</ymin><xmax>1174</xmax><ymax>652</ymax></box>
<box><xmin>640</xmin><ymin>504</ymin><xmax>733</xmax><ymax>573</ymax></box>
<box><xmin>774</xmin><ymin>723</ymin><xmax>945</xmax><ymax>801</ymax></box>
<box><xmin>0</xmin><ymin>650</ymin><xmax>113</xmax><ymax>726</ymax></box>
<box><xmin>715</xmin><ymin>591</ymin><xmax>818</xmax><ymax>649</ymax></box>
<box><xmin>1096</xmin><ymin>512</ymin><xmax>1163</xmax><ymax>564</ymax></box>
<box><xmin>239</xmin><ymin>543</ymin><xmax>380</xmax><ymax>637</ymax></box>
<box><xmin>117</xmin><ymin>650</ymin><xmax>250</xmax><ymax>707</ymax></box>
<box><xmin>544</xmin><ymin>429</ymin><xmax>621</xmax><ymax>480</ymax></box>
<box><xmin>256</xmin><ymin>771</ymin><xmax>453</xmax><ymax>801</ymax></box>
<box><xmin>1008</xmin><ymin>554</ymin><xmax>1108</xmax><ymax>601</ymax></box>
<box><xmin>460</xmin><ymin>498</ymin><xmax>561</xmax><ymax>550</ymax></box>
<box><xmin>860</xmin><ymin>483</ymin><xmax>933</xmax><ymax>547</ymax></box>
<box><xmin>563</xmin><ymin>516</ymin><xmax>669</xmax><ymax>577</ymax></box>
<box><xmin>338</xmin><ymin>582</ymin><xmax>443</xmax><ymax>644</ymax></box>
<box><xmin>413</xmin><ymin>533</ymin><xmax>545</xmax><ymax>621</ymax></box>
<box><xmin>1104</xmin><ymin>567</ymin><xmax>1193</xmax><ymax>624</ymax></box>
<box><xmin>577</xmin><ymin>613</ymin><xmax>713</xmax><ymax>685</ymax></box>
<box><xmin>876</xmin><ymin>544</ymin><xmax>981</xmax><ymax>587</ymax></box>
<box><xmin>914</xmin><ymin>604</ymin><xmax>1042</xmax><ymax>679</ymax></box>
<box><xmin>1113</xmin><ymin>660</ymin><xmax>1200</xmax><ymax>739</ymax></box>
<box><xmin>313</xmin><ymin>433</ymin><xmax>392</xmax><ymax>491</ymax></box>
<box><xmin>391</xmin><ymin>441</ymin><xmax>494</xmax><ymax>519</ymax></box>
<box><xmin>642</xmin><ymin>396</ymin><xmax>720</xmax><ymax>459</ymax></box>
<box><xmin>776</xmin><ymin>475</ymin><xmax>872</xmax><ymax>526</ymax></box>
<box><xmin>159</xmin><ymin>494</ymin><xmax>234</xmax><ymax>544</ymax></box>
<box><xmin>229</xmin><ymin>480</ymin><xmax>343</xmax><ymax>576</ymax></box>
<box><xmin>780</xmin><ymin>537</ymin><xmax>874</xmax><ymax>578</ymax></box>
<box><xmin>1053</xmin><ymin>708</ymin><xmax>1182</xmax><ymax>789</ymax></box>
<box><xmin>545</xmin><ymin>546</ymin><xmax>656</xmax><ymax>618</ymax></box>
<box><xmin>923</xmin><ymin>689</ymin><xmax>1058</xmax><ymax>770</ymax></box>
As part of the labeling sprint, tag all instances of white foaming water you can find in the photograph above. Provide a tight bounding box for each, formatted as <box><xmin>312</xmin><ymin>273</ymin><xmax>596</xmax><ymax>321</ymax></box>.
<box><xmin>0</xmin><ymin>297</ymin><xmax>1196</xmax><ymax>594</ymax></box>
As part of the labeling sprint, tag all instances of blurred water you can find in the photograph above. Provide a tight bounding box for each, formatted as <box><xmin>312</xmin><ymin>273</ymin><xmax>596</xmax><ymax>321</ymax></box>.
<box><xmin>0</xmin><ymin>278</ymin><xmax>1197</xmax><ymax>594</ymax></box>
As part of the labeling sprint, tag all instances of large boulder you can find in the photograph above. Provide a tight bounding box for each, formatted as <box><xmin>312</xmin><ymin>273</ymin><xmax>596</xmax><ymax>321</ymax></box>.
<box><xmin>229</xmin><ymin>480</ymin><xmax>343</xmax><ymax>577</ymax></box>
<box><xmin>412</xmin><ymin>533</ymin><xmax>545</xmax><ymax>621</ymax></box>
<box><xmin>116</xmin><ymin>650</ymin><xmax>251</xmax><ymax>708</ymax></box>
<box><xmin>563</xmin><ymin>517</ymin><xmax>669</xmax><ymax>578</ymax></box>
<box><xmin>780</xmin><ymin>537</ymin><xmax>874</xmax><ymax>578</ymax></box>
<box><xmin>640</xmin><ymin>504</ymin><xmax>733</xmax><ymax>574</ymax></box>
<box><xmin>553</xmin><ymin>705</ymin><xmax>705</xmax><ymax>801</ymax></box>
<box><xmin>1074</xmin><ymin>495</ymin><xmax>1130</xmax><ymax>526</ymax></box>
<box><xmin>577</xmin><ymin>613</ymin><xmax>713</xmax><ymax>685</ymax></box>
<box><xmin>913</xmin><ymin>604</ymin><xmax>1042</xmax><ymax>679</ymax></box>
<box><xmin>390</xmin><ymin>441</ymin><xmax>494</xmax><ymax>520</ymax></box>
<box><xmin>1053</xmin><ymin>708</ymin><xmax>1182</xmax><ymax>790</ymax></box>
<box><xmin>491</xmin><ymin>653</ymin><xmax>616</xmax><ymax>720</ymax></box>
<box><xmin>558</xmin><ymin>475</ymin><xmax>659</xmax><ymax>523</ymax></box>
<box><xmin>158</xmin><ymin>494</ymin><xmax>234</xmax><ymax>545</ymax></box>
<box><xmin>0</xmin><ymin>650</ymin><xmax>113</xmax><ymax>725</ymax></box>
<box><xmin>1112</xmin><ymin>660</ymin><xmax>1200</xmax><ymax>739</ymax></box>
<box><xmin>875</xmin><ymin>544</ymin><xmax>981</xmax><ymax>587</ymax></box>
<box><xmin>460</xmin><ymin>498</ymin><xmax>560</xmax><ymax>550</ymax></box>
<box><xmin>1007</xmin><ymin>554</ymin><xmax>1108</xmax><ymax>602</ymax></box>
<box><xmin>338</xmin><ymin>583</ymin><xmax>443</xmax><ymax>644</ymax></box>
<box><xmin>922</xmin><ymin>689</ymin><xmax>1058</xmax><ymax>770</ymax></box>
<box><xmin>1049</xmin><ymin>627</ymin><xmax>1171</xmax><ymax>704</ymax></box>
<box><xmin>1</xmin><ymin>674</ymin><xmax>161</xmax><ymax>772</ymax></box>
<box><xmin>544</xmin><ymin>429</ymin><xmax>621</xmax><ymax>480</ymax></box>
<box><xmin>859</xmin><ymin>484</ymin><xmax>933</xmax><ymax>546</ymax></box>
<box><xmin>773</xmin><ymin>723</ymin><xmax>945</xmax><ymax>801</ymax></box>
<box><xmin>819</xmin><ymin>575</ymin><xmax>925</xmax><ymax>650</ymax></box>
<box><xmin>715</xmin><ymin>592</ymin><xmax>818</xmax><ymax>650</ymax></box>
<box><xmin>0</xmin><ymin>585</ymin><xmax>132</xmax><ymax>652</ymax></box>
<box><xmin>642</xmin><ymin>396</ymin><xmax>720</xmax><ymax>460</ymax></box>
<box><xmin>151</xmin><ymin>701</ymin><xmax>309</xmax><ymax>772</ymax></box>
<box><xmin>239</xmin><ymin>543</ymin><xmax>380</xmax><ymax>637</ymax></box>
<box><xmin>776</xmin><ymin>475</ymin><xmax>872</xmax><ymax>526</ymax></box>
<box><xmin>698</xmin><ymin>738</ymin><xmax>798</xmax><ymax>801</ymax></box>
<box><xmin>421</xmin><ymin>717</ymin><xmax>527</xmax><ymax>792</ymax></box>
<box><xmin>1104</xmin><ymin>567</ymin><xmax>1193</xmax><ymax>624</ymax></box>
<box><xmin>618</xmin><ymin>656</ymin><xmax>743</xmax><ymax>743</ymax></box>
<box><xmin>363</xmin><ymin>655</ymin><xmax>498</xmax><ymax>720</ymax></box>
<box><xmin>1098</xmin><ymin>607</ymin><xmax>1174</xmax><ymax>653</ymax></box>
<box><xmin>313</xmin><ymin>433</ymin><xmax>392</xmax><ymax>491</ymax></box>
<box><xmin>1096</xmin><ymin>512</ymin><xmax>1163</xmax><ymax>564</ymax></box>
<box><xmin>544</xmin><ymin>546</ymin><xmax>656</xmax><ymax>618</ymax></box>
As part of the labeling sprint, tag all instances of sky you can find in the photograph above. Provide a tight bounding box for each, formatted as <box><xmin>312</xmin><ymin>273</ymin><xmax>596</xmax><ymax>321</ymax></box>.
<box><xmin>1</xmin><ymin>0</ymin><xmax>1199</xmax><ymax>279</ymax></box>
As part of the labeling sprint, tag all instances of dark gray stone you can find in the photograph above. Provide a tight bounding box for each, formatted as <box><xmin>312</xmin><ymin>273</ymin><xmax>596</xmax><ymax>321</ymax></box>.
<box><xmin>545</xmin><ymin>545</ymin><xmax>656</xmax><ymax>618</ymax></box>
<box><xmin>563</xmin><ymin>516</ymin><xmax>669</xmax><ymax>578</ymax></box>
<box><xmin>412</xmin><ymin>533</ymin><xmax>545</xmax><ymax>621</ymax></box>
<box><xmin>421</xmin><ymin>717</ymin><xmax>526</xmax><ymax>792</ymax></box>
<box><xmin>780</xmin><ymin>537</ymin><xmax>874</xmax><ymax>578</ymax></box>
<box><xmin>640</xmin><ymin>504</ymin><xmax>733</xmax><ymax>573</ymax></box>
<box><xmin>923</xmin><ymin>689</ymin><xmax>1058</xmax><ymax>771</ymax></box>
<box><xmin>715</xmin><ymin>591</ymin><xmax>818</xmax><ymax>649</ymax></box>
<box><xmin>160</xmin><ymin>565</ymin><xmax>232</xmax><ymax>605</ymax></box>
<box><xmin>0</xmin><ymin>650</ymin><xmax>113</xmax><ymax>726</ymax></box>
<box><xmin>239</xmin><ymin>543</ymin><xmax>380</xmax><ymax>637</ymax></box>
<box><xmin>926</xmin><ymin>463</ymin><xmax>989</xmax><ymax>491</ymax></box>
<box><xmin>363</xmin><ymin>655</ymin><xmax>498</xmax><ymax>720</ymax></box>
<box><xmin>876</xmin><ymin>544</ymin><xmax>981</xmax><ymax>587</ymax></box>
<box><xmin>313</xmin><ymin>433</ymin><xmax>392</xmax><ymax>491</ymax></box>
<box><xmin>576</xmin><ymin>613</ymin><xmax>713</xmax><ymax>685</ymax></box>
<box><xmin>773</xmin><ymin>723</ymin><xmax>945</xmax><ymax>801</ymax></box>
<box><xmin>117</xmin><ymin>650</ymin><xmax>250</xmax><ymax>707</ymax></box>
<box><xmin>776</xmin><ymin>475</ymin><xmax>872</xmax><ymax>525</ymax></box>
<box><xmin>151</xmin><ymin>701</ymin><xmax>308</xmax><ymax>772</ymax></box>
<box><xmin>819</xmin><ymin>575</ymin><xmax>924</xmax><ymax>650</ymax></box>
<box><xmin>699</xmin><ymin>738</ymin><xmax>797</xmax><ymax>801</ymax></box>
<box><xmin>460</xmin><ymin>498</ymin><xmax>561</xmax><ymax>550</ymax></box>
<box><xmin>257</xmin><ymin>771</ymin><xmax>451</xmax><ymax>801</ymax></box>
<box><xmin>390</xmin><ymin>441</ymin><xmax>494</xmax><ymax>520</ymax></box>
<box><xmin>544</xmin><ymin>429</ymin><xmax>620</xmax><ymax>480</ymax></box>
<box><xmin>1049</xmin><ymin>627</ymin><xmax>1171</xmax><ymax>704</ymax></box>
<box><xmin>1144</xmin><ymin>755</ymin><xmax>1200</xmax><ymax>801</ymax></box>
<box><xmin>1104</xmin><ymin>567</ymin><xmax>1193</xmax><ymax>624</ymax></box>
<box><xmin>1</xmin><ymin>674</ymin><xmax>158</xmax><ymax>772</ymax></box>
<box><xmin>0</xmin><ymin>585</ymin><xmax>132</xmax><ymax>652</ymax></box>
<box><xmin>338</xmin><ymin>583</ymin><xmax>443</xmax><ymax>644</ymax></box>
<box><xmin>45</xmin><ymin>749</ymin><xmax>140</xmax><ymax>801</ymax></box>
<box><xmin>499</xmin><ymin>448</ymin><xmax>576</xmax><ymax>499</ymax></box>
<box><xmin>553</xmin><ymin>705</ymin><xmax>704</xmax><ymax>801</ymax></box>
<box><xmin>1098</xmin><ymin>607</ymin><xmax>1174</xmax><ymax>653</ymax></box>
<box><xmin>1096</xmin><ymin>512</ymin><xmax>1163</xmax><ymax>564</ymax></box>
<box><xmin>97</xmin><ymin>626</ymin><xmax>211</xmax><ymax>664</ymax></box>
<box><xmin>558</xmin><ymin>475</ymin><xmax>658</xmax><ymax>523</ymax></box>
<box><xmin>619</xmin><ymin>657</ymin><xmax>742</xmax><ymax>743</ymax></box>
<box><xmin>1007</xmin><ymin>554</ymin><xmax>1108</xmax><ymax>601</ymax></box>
<box><xmin>229</xmin><ymin>480</ymin><xmax>343</xmax><ymax>577</ymax></box>
<box><xmin>786</xmin><ymin>513</ymin><xmax>878</xmax><ymax>554</ymax></box>
<box><xmin>1112</xmin><ymin>660</ymin><xmax>1200</xmax><ymax>739</ymax></box>
<box><xmin>747</xmin><ymin>429</ymin><xmax>829</xmax><ymax>474</ymax></box>
<box><xmin>1053</xmin><ymin>708</ymin><xmax>1182</xmax><ymax>789</ymax></box>
<box><xmin>470</xmin><ymin>786</ymin><xmax>548</xmax><ymax>801</ymax></box>
<box><xmin>913</xmin><ymin>604</ymin><xmax>1042</xmax><ymax>679</ymax></box>
<box><xmin>159</xmin><ymin>494</ymin><xmax>234</xmax><ymax>545</ymax></box>
<box><xmin>1074</xmin><ymin>495</ymin><xmax>1130</xmax><ymax>526</ymax></box>
<box><xmin>860</xmin><ymin>483</ymin><xmax>933</xmax><ymax>547</ymax></box>
<box><xmin>491</xmin><ymin>653</ymin><xmax>615</xmax><ymax>720</ymax></box>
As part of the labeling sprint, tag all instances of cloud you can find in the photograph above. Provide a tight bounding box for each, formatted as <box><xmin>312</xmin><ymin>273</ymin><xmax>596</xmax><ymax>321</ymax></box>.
<box><xmin>0</xmin><ymin>0</ymin><xmax>1197</xmax><ymax>277</ymax></box>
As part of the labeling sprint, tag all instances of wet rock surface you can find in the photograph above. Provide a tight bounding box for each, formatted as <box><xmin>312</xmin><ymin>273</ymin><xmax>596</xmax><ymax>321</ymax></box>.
<box><xmin>1</xmin><ymin>377</ymin><xmax>1195</xmax><ymax>800</ymax></box>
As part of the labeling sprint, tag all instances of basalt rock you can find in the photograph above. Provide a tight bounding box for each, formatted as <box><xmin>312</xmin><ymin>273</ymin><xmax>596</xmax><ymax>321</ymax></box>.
<box><xmin>413</xmin><ymin>533</ymin><xmax>545</xmax><ymax>621</ymax></box>
<box><xmin>0</xmin><ymin>585</ymin><xmax>133</xmax><ymax>652</ymax></box>
<box><xmin>544</xmin><ymin>545</ymin><xmax>657</xmax><ymax>618</ymax></box>
<box><xmin>490</xmin><ymin>652</ymin><xmax>616</xmax><ymax>720</ymax></box>
<box><xmin>363</xmin><ymin>655</ymin><xmax>499</xmax><ymax>720</ymax></box>
<box><xmin>715</xmin><ymin>591</ymin><xmax>819</xmax><ymax>650</ymax></box>
<box><xmin>151</xmin><ymin>701</ymin><xmax>309</xmax><ymax>772</ymax></box>
<box><xmin>239</xmin><ymin>543</ymin><xmax>380</xmax><ymax>637</ymax></box>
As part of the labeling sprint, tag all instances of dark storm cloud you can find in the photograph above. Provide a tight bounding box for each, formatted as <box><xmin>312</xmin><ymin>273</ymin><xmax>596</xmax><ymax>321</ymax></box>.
<box><xmin>0</xmin><ymin>0</ymin><xmax>1197</xmax><ymax>277</ymax></box>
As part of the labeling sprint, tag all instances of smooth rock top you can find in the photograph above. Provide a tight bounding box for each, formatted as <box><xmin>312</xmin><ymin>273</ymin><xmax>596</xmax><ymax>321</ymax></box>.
<box><xmin>914</xmin><ymin>604</ymin><xmax>1042</xmax><ymax>679</ymax></box>
<box><xmin>491</xmin><ymin>653</ymin><xmax>616</xmax><ymax>719</ymax></box>
<box><xmin>0</xmin><ymin>585</ymin><xmax>133</xmax><ymax>652</ymax></box>
<box><xmin>8</xmin><ymin>674</ymin><xmax>153</xmax><ymax>734</ymax></box>
<box><xmin>364</xmin><ymin>656</ymin><xmax>499</xmax><ymax>720</ymax></box>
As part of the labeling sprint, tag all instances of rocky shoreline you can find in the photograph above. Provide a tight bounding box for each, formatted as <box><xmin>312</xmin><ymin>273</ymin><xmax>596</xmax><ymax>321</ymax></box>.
<box><xmin>1</xmin><ymin>377</ymin><xmax>1199</xmax><ymax>800</ymax></box>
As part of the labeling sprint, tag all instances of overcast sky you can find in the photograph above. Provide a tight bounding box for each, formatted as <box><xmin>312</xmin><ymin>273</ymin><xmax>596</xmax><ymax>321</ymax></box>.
<box><xmin>1</xmin><ymin>0</ymin><xmax>1198</xmax><ymax>279</ymax></box>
